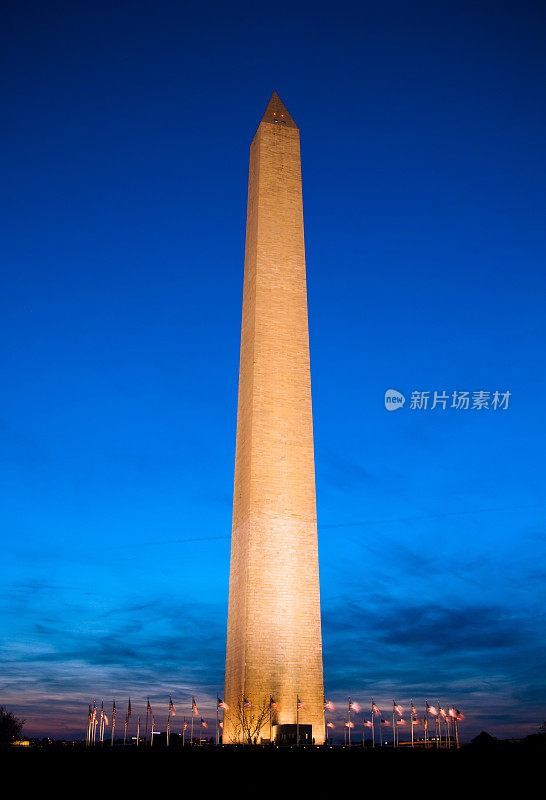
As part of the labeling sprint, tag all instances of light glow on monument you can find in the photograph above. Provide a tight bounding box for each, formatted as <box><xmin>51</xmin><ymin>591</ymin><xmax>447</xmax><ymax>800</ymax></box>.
<box><xmin>223</xmin><ymin>92</ymin><xmax>325</xmax><ymax>745</ymax></box>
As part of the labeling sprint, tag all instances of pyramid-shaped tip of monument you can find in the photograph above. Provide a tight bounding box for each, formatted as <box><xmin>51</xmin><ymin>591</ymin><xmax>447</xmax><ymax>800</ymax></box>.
<box><xmin>260</xmin><ymin>91</ymin><xmax>298</xmax><ymax>128</ymax></box>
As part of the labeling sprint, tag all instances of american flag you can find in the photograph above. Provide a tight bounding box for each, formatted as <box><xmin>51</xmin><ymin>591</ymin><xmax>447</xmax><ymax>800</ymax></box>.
<box><xmin>169</xmin><ymin>697</ymin><xmax>176</xmax><ymax>716</ymax></box>
<box><xmin>349</xmin><ymin>700</ymin><xmax>360</xmax><ymax>713</ymax></box>
<box><xmin>201</xmin><ymin>718</ymin><xmax>208</xmax><ymax>728</ymax></box>
<box><xmin>345</xmin><ymin>721</ymin><xmax>355</xmax><ymax>728</ymax></box>
<box><xmin>324</xmin><ymin>700</ymin><xmax>335</xmax><ymax>711</ymax></box>
<box><xmin>127</xmin><ymin>697</ymin><xmax>132</xmax><ymax>718</ymax></box>
<box><xmin>269</xmin><ymin>697</ymin><xmax>278</xmax><ymax>710</ymax></box>
<box><xmin>380</xmin><ymin>718</ymin><xmax>390</xmax><ymax>726</ymax></box>
<box><xmin>297</xmin><ymin>697</ymin><xmax>304</xmax><ymax>710</ymax></box>
<box><xmin>393</xmin><ymin>702</ymin><xmax>404</xmax><ymax>716</ymax></box>
<box><xmin>192</xmin><ymin>697</ymin><xmax>198</xmax><ymax>715</ymax></box>
<box><xmin>363</xmin><ymin>720</ymin><xmax>373</xmax><ymax>728</ymax></box>
<box><xmin>427</xmin><ymin>702</ymin><xmax>438</xmax><ymax>716</ymax></box>
<box><xmin>147</xmin><ymin>698</ymin><xmax>152</xmax><ymax>715</ymax></box>
<box><xmin>327</xmin><ymin>722</ymin><xmax>335</xmax><ymax>729</ymax></box>
<box><xmin>397</xmin><ymin>718</ymin><xmax>407</xmax><ymax>726</ymax></box>
<box><xmin>243</xmin><ymin>697</ymin><xmax>252</xmax><ymax>709</ymax></box>
<box><xmin>112</xmin><ymin>700</ymin><xmax>116</xmax><ymax>720</ymax></box>
<box><xmin>372</xmin><ymin>703</ymin><xmax>381</xmax><ymax>717</ymax></box>
<box><xmin>217</xmin><ymin>698</ymin><xmax>229</xmax><ymax>710</ymax></box>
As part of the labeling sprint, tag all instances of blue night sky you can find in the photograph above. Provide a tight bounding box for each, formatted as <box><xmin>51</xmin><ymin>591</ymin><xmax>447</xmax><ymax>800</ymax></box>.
<box><xmin>2</xmin><ymin>0</ymin><xmax>546</xmax><ymax>741</ymax></box>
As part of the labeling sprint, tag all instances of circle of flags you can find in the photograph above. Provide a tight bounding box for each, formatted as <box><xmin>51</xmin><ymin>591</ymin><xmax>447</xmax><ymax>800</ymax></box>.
<box><xmin>85</xmin><ymin>694</ymin><xmax>465</xmax><ymax>748</ymax></box>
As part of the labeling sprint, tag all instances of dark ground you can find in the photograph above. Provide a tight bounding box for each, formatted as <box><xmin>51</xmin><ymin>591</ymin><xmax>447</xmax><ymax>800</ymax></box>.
<box><xmin>2</xmin><ymin>741</ymin><xmax>544</xmax><ymax>792</ymax></box>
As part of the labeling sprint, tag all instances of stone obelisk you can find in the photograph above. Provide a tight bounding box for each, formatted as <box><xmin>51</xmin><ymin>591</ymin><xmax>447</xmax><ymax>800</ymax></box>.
<box><xmin>223</xmin><ymin>93</ymin><xmax>324</xmax><ymax>745</ymax></box>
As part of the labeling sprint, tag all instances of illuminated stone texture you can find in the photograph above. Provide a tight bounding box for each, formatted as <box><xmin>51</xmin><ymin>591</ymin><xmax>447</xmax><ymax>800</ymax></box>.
<box><xmin>223</xmin><ymin>93</ymin><xmax>324</xmax><ymax>744</ymax></box>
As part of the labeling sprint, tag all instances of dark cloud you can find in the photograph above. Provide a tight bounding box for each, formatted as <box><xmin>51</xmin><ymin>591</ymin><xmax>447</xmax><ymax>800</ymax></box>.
<box><xmin>316</xmin><ymin>448</ymin><xmax>376</xmax><ymax>491</ymax></box>
<box><xmin>323</xmin><ymin>599</ymin><xmax>529</xmax><ymax>655</ymax></box>
<box><xmin>375</xmin><ymin>605</ymin><xmax>526</xmax><ymax>652</ymax></box>
<box><xmin>320</xmin><ymin>598</ymin><xmax>543</xmax><ymax>724</ymax></box>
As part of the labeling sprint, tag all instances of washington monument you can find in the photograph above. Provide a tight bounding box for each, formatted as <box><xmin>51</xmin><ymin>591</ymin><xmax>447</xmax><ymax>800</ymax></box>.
<box><xmin>223</xmin><ymin>93</ymin><xmax>325</xmax><ymax>745</ymax></box>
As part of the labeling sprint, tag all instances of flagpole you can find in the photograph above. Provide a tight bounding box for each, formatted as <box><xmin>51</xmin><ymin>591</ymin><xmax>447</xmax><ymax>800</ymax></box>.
<box><xmin>111</xmin><ymin>700</ymin><xmax>116</xmax><ymax>747</ymax></box>
<box><xmin>136</xmin><ymin>715</ymin><xmax>140</xmax><ymax>746</ymax></box>
<box><xmin>183</xmin><ymin>716</ymin><xmax>186</xmax><ymax>747</ymax></box>
<box><xmin>151</xmin><ymin>716</ymin><xmax>154</xmax><ymax>747</ymax></box>
<box><xmin>411</xmin><ymin>699</ymin><xmax>414</xmax><ymax>748</ymax></box>
<box><xmin>371</xmin><ymin>698</ymin><xmax>375</xmax><ymax>749</ymax></box>
<box><xmin>392</xmin><ymin>700</ymin><xmax>396</xmax><ymax>748</ymax></box>
<box><xmin>424</xmin><ymin>706</ymin><xmax>428</xmax><ymax>749</ymax></box>
<box><xmin>125</xmin><ymin>697</ymin><xmax>131</xmax><ymax>746</ymax></box>
<box><xmin>241</xmin><ymin>694</ymin><xmax>245</xmax><ymax>746</ymax></box>
<box><xmin>167</xmin><ymin>705</ymin><xmax>171</xmax><ymax>748</ymax></box>
<box><xmin>216</xmin><ymin>698</ymin><xmax>219</xmax><ymax>746</ymax></box>
<box><xmin>296</xmin><ymin>697</ymin><xmax>299</xmax><ymax>748</ymax></box>
<box><xmin>144</xmin><ymin>698</ymin><xmax>149</xmax><ymax>746</ymax></box>
<box><xmin>270</xmin><ymin>698</ymin><xmax>272</xmax><ymax>744</ymax></box>
<box><xmin>348</xmin><ymin>697</ymin><xmax>351</xmax><ymax>747</ymax></box>
<box><xmin>191</xmin><ymin>699</ymin><xmax>194</xmax><ymax>746</ymax></box>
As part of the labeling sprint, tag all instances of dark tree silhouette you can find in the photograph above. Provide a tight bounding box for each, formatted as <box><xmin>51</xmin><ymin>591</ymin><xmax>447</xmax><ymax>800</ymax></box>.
<box><xmin>231</xmin><ymin>698</ymin><xmax>271</xmax><ymax>744</ymax></box>
<box><xmin>0</xmin><ymin>706</ymin><xmax>25</xmax><ymax>744</ymax></box>
<box><xmin>469</xmin><ymin>731</ymin><xmax>498</xmax><ymax>748</ymax></box>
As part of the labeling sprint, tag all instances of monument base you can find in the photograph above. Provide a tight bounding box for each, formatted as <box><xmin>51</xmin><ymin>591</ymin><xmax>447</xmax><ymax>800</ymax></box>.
<box><xmin>272</xmin><ymin>724</ymin><xmax>313</xmax><ymax>745</ymax></box>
